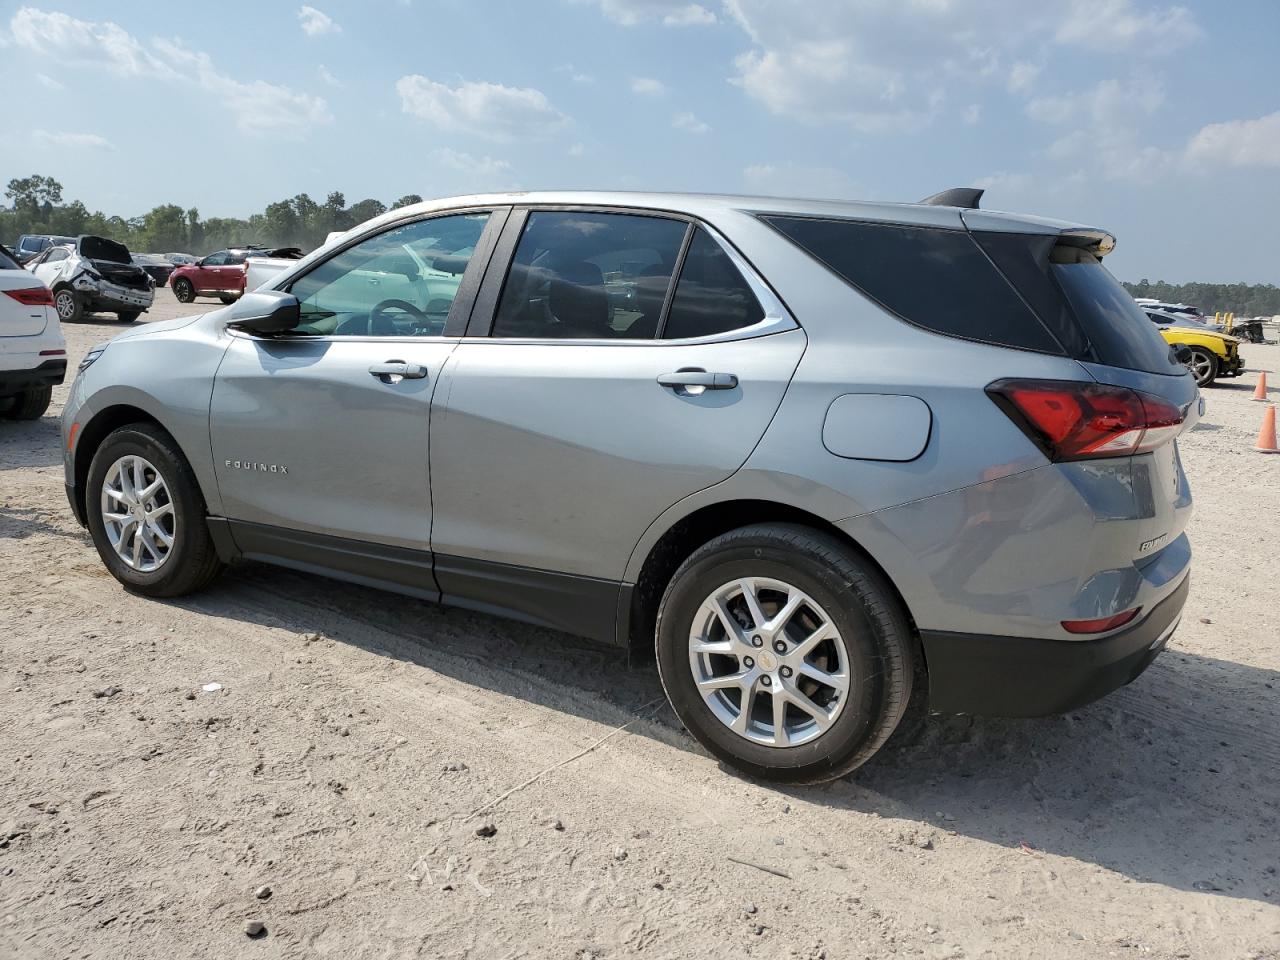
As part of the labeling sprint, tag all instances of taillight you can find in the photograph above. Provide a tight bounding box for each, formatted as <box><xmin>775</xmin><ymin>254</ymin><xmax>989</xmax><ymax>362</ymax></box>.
<box><xmin>3</xmin><ymin>286</ymin><xmax>55</xmax><ymax>307</ymax></box>
<box><xmin>987</xmin><ymin>379</ymin><xmax>1184</xmax><ymax>461</ymax></box>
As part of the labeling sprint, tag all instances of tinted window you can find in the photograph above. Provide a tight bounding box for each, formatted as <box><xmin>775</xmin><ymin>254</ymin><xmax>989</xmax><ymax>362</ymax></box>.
<box><xmin>1051</xmin><ymin>256</ymin><xmax>1181</xmax><ymax>375</ymax></box>
<box><xmin>202</xmin><ymin>251</ymin><xmax>229</xmax><ymax>266</ymax></box>
<box><xmin>0</xmin><ymin>245</ymin><xmax>19</xmax><ymax>270</ymax></box>
<box><xmin>764</xmin><ymin>216</ymin><xmax>1064</xmax><ymax>354</ymax></box>
<box><xmin>20</xmin><ymin>237</ymin><xmax>47</xmax><ymax>253</ymax></box>
<box><xmin>492</xmin><ymin>211</ymin><xmax>687</xmax><ymax>339</ymax></box>
<box><xmin>661</xmin><ymin>228</ymin><xmax>764</xmax><ymax>339</ymax></box>
<box><xmin>289</xmin><ymin>212</ymin><xmax>489</xmax><ymax>337</ymax></box>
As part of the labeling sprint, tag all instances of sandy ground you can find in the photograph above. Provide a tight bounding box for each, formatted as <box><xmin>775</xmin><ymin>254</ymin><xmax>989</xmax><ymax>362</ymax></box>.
<box><xmin>1</xmin><ymin>288</ymin><xmax>1278</xmax><ymax>960</ymax></box>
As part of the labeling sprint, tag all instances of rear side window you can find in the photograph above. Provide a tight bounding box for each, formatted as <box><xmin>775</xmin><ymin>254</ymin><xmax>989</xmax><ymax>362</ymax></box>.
<box><xmin>0</xmin><ymin>245</ymin><xmax>20</xmax><ymax>270</ymax></box>
<box><xmin>764</xmin><ymin>216</ymin><xmax>1064</xmax><ymax>354</ymax></box>
<box><xmin>1050</xmin><ymin>253</ymin><xmax>1182</xmax><ymax>375</ymax></box>
<box><xmin>661</xmin><ymin>228</ymin><xmax>765</xmax><ymax>339</ymax></box>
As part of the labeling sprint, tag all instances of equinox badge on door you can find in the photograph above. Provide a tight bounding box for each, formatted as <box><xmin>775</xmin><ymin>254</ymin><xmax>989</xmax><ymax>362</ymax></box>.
<box><xmin>226</xmin><ymin>460</ymin><xmax>289</xmax><ymax>475</ymax></box>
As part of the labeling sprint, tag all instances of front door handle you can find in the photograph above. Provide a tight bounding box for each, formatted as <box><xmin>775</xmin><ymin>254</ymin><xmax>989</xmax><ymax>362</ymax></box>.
<box><xmin>369</xmin><ymin>360</ymin><xmax>428</xmax><ymax>382</ymax></box>
<box><xmin>657</xmin><ymin>368</ymin><xmax>738</xmax><ymax>394</ymax></box>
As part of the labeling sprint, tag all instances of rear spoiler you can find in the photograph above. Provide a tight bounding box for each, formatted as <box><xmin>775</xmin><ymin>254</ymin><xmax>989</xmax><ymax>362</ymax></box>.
<box><xmin>920</xmin><ymin>187</ymin><xmax>984</xmax><ymax>209</ymax></box>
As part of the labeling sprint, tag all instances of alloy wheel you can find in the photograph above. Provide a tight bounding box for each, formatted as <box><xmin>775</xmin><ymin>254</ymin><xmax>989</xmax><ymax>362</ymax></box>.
<box><xmin>687</xmin><ymin>577</ymin><xmax>851</xmax><ymax>747</ymax></box>
<box><xmin>55</xmin><ymin>291</ymin><xmax>76</xmax><ymax>320</ymax></box>
<box><xmin>1188</xmin><ymin>349</ymin><xmax>1213</xmax><ymax>385</ymax></box>
<box><xmin>99</xmin><ymin>455</ymin><xmax>177</xmax><ymax>573</ymax></box>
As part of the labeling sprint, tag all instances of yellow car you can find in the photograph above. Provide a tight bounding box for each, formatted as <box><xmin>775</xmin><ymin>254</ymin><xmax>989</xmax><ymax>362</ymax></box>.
<box><xmin>1146</xmin><ymin>315</ymin><xmax>1243</xmax><ymax>387</ymax></box>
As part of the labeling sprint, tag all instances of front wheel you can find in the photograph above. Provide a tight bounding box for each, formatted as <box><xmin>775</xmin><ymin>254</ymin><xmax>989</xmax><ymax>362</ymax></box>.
<box><xmin>173</xmin><ymin>278</ymin><xmax>195</xmax><ymax>303</ymax></box>
<box><xmin>1187</xmin><ymin>347</ymin><xmax>1218</xmax><ymax>387</ymax></box>
<box><xmin>218</xmin><ymin>294</ymin><xmax>237</xmax><ymax>305</ymax></box>
<box><xmin>655</xmin><ymin>523</ymin><xmax>916</xmax><ymax>784</ymax></box>
<box><xmin>53</xmin><ymin>288</ymin><xmax>83</xmax><ymax>323</ymax></box>
<box><xmin>85</xmin><ymin>423</ymin><xmax>224</xmax><ymax>597</ymax></box>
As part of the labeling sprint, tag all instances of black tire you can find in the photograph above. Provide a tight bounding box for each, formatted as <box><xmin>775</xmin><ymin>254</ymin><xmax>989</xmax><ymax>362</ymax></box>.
<box><xmin>655</xmin><ymin>523</ymin><xmax>915</xmax><ymax>784</ymax></box>
<box><xmin>116</xmin><ymin>310</ymin><xmax>142</xmax><ymax>323</ymax></box>
<box><xmin>173</xmin><ymin>278</ymin><xmax>196</xmax><ymax>303</ymax></box>
<box><xmin>1188</xmin><ymin>347</ymin><xmax>1218</xmax><ymax>387</ymax></box>
<box><xmin>53</xmin><ymin>287</ymin><xmax>84</xmax><ymax>323</ymax></box>
<box><xmin>85</xmin><ymin>423</ymin><xmax>224</xmax><ymax>597</ymax></box>
<box><xmin>218</xmin><ymin>294</ymin><xmax>237</xmax><ymax>305</ymax></box>
<box><xmin>3</xmin><ymin>386</ymin><xmax>52</xmax><ymax>420</ymax></box>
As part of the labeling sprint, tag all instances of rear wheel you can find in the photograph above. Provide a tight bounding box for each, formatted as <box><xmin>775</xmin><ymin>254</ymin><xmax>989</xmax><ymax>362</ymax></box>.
<box><xmin>2</xmin><ymin>386</ymin><xmax>52</xmax><ymax>420</ymax></box>
<box><xmin>53</xmin><ymin>287</ymin><xmax>83</xmax><ymax>323</ymax></box>
<box><xmin>173</xmin><ymin>278</ymin><xmax>195</xmax><ymax>303</ymax></box>
<box><xmin>655</xmin><ymin>523</ymin><xmax>915</xmax><ymax>783</ymax></box>
<box><xmin>218</xmin><ymin>294</ymin><xmax>237</xmax><ymax>305</ymax></box>
<box><xmin>85</xmin><ymin>423</ymin><xmax>224</xmax><ymax>597</ymax></box>
<box><xmin>116</xmin><ymin>310</ymin><xmax>141</xmax><ymax>323</ymax></box>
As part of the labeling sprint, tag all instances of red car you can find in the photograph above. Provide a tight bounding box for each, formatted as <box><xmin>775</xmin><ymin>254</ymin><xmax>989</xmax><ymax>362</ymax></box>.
<box><xmin>169</xmin><ymin>247</ymin><xmax>303</xmax><ymax>304</ymax></box>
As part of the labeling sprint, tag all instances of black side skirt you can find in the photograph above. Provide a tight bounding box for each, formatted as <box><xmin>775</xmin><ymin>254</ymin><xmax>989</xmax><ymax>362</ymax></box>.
<box><xmin>207</xmin><ymin>519</ymin><xmax>623</xmax><ymax>645</ymax></box>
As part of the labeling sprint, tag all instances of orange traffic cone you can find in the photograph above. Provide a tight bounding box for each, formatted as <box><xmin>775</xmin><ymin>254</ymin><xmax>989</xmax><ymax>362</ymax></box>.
<box><xmin>1256</xmin><ymin>405</ymin><xmax>1279</xmax><ymax>454</ymax></box>
<box><xmin>1252</xmin><ymin>371</ymin><xmax>1270</xmax><ymax>402</ymax></box>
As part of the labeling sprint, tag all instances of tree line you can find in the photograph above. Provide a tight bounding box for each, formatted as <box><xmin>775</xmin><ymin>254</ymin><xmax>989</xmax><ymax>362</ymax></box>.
<box><xmin>4</xmin><ymin>173</ymin><xmax>1277</xmax><ymax>315</ymax></box>
<box><xmin>2</xmin><ymin>174</ymin><xmax>423</xmax><ymax>257</ymax></box>
<box><xmin>1121</xmin><ymin>279</ymin><xmax>1280</xmax><ymax>319</ymax></box>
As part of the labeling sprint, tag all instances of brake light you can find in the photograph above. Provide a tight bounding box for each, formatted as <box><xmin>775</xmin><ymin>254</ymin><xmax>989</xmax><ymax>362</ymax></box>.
<box><xmin>1062</xmin><ymin>607</ymin><xmax>1142</xmax><ymax>635</ymax></box>
<box><xmin>987</xmin><ymin>379</ymin><xmax>1183</xmax><ymax>461</ymax></box>
<box><xmin>3</xmin><ymin>286</ymin><xmax>55</xmax><ymax>307</ymax></box>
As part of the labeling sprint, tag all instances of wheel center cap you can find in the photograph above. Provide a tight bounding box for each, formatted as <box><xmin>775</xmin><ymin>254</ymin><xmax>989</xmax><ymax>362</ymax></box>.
<box><xmin>758</xmin><ymin>651</ymin><xmax>778</xmax><ymax>672</ymax></box>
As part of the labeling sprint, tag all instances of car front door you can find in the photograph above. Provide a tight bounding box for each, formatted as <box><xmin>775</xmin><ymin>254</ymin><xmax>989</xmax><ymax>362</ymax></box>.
<box><xmin>427</xmin><ymin>208</ymin><xmax>806</xmax><ymax>639</ymax></box>
<box><xmin>30</xmin><ymin>247</ymin><xmax>68</xmax><ymax>287</ymax></box>
<box><xmin>208</xmin><ymin>208</ymin><xmax>505</xmax><ymax>587</ymax></box>
<box><xmin>193</xmin><ymin>251</ymin><xmax>228</xmax><ymax>291</ymax></box>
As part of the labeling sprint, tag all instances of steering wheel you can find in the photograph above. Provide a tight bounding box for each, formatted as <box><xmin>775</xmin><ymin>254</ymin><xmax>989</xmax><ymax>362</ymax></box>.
<box><xmin>368</xmin><ymin>298</ymin><xmax>430</xmax><ymax>334</ymax></box>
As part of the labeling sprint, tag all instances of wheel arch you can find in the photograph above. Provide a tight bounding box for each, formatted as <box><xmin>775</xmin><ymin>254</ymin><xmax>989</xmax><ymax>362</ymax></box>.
<box><xmin>72</xmin><ymin>404</ymin><xmax>196</xmax><ymax>525</ymax></box>
<box><xmin>622</xmin><ymin>497</ymin><xmax>919</xmax><ymax>661</ymax></box>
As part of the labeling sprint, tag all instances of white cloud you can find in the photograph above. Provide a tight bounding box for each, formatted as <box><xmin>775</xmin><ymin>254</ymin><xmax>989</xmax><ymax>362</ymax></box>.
<box><xmin>1055</xmin><ymin>0</ymin><xmax>1199</xmax><ymax>52</ymax></box>
<box><xmin>35</xmin><ymin>72</ymin><xmax>63</xmax><ymax>90</ymax></box>
<box><xmin>568</xmin><ymin>142</ymin><xmax>586</xmax><ymax>157</ymax></box>
<box><xmin>297</xmin><ymin>5</ymin><xmax>340</xmax><ymax>36</ymax></box>
<box><xmin>32</xmin><ymin>130</ymin><xmax>111</xmax><ymax>150</ymax></box>
<box><xmin>397</xmin><ymin>75</ymin><xmax>568</xmax><ymax>141</ymax></box>
<box><xmin>630</xmin><ymin>76</ymin><xmax>665</xmax><ymax>96</ymax></box>
<box><xmin>555</xmin><ymin>64</ymin><xmax>595</xmax><ymax>84</ymax></box>
<box><xmin>317</xmin><ymin>64</ymin><xmax>342</xmax><ymax>87</ymax></box>
<box><xmin>1007</xmin><ymin>60</ymin><xmax>1040</xmax><ymax>94</ymax></box>
<box><xmin>581</xmin><ymin>0</ymin><xmax>716</xmax><ymax>26</ymax></box>
<box><xmin>963</xmin><ymin>103</ymin><xmax>981</xmax><ymax>125</ymax></box>
<box><xmin>742</xmin><ymin>162</ymin><xmax>860</xmax><ymax>199</ymax></box>
<box><xmin>7</xmin><ymin>8</ymin><xmax>330</xmax><ymax>140</ymax></box>
<box><xmin>663</xmin><ymin>4</ymin><xmax>716</xmax><ymax>26</ymax></box>
<box><xmin>672</xmin><ymin>111</ymin><xmax>710</xmax><ymax>134</ymax></box>
<box><xmin>1186</xmin><ymin>111</ymin><xmax>1280</xmax><ymax>169</ymax></box>
<box><xmin>430</xmin><ymin>147</ymin><xmax>514</xmax><ymax>180</ymax></box>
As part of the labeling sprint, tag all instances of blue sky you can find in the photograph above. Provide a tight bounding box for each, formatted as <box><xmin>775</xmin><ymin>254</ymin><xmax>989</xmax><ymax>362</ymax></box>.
<box><xmin>1</xmin><ymin>0</ymin><xmax>1277</xmax><ymax>282</ymax></box>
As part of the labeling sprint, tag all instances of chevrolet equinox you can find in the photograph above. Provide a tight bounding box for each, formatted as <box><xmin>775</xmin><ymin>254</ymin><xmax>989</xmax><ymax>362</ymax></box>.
<box><xmin>62</xmin><ymin>189</ymin><xmax>1196</xmax><ymax>782</ymax></box>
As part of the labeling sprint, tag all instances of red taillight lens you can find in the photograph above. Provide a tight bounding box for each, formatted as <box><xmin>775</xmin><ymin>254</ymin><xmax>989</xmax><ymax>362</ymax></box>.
<box><xmin>1062</xmin><ymin>607</ymin><xmax>1142</xmax><ymax>635</ymax></box>
<box><xmin>987</xmin><ymin>379</ymin><xmax>1184</xmax><ymax>461</ymax></box>
<box><xmin>3</xmin><ymin>286</ymin><xmax>55</xmax><ymax>307</ymax></box>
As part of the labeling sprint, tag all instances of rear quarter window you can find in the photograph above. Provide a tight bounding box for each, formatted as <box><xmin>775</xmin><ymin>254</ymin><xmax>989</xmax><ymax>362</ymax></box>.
<box><xmin>763</xmin><ymin>216</ymin><xmax>1064</xmax><ymax>354</ymax></box>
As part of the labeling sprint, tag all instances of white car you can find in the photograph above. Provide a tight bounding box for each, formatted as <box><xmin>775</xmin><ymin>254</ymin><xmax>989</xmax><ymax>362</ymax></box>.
<box><xmin>0</xmin><ymin>243</ymin><xmax>66</xmax><ymax>420</ymax></box>
<box><xmin>26</xmin><ymin>235</ymin><xmax>154</xmax><ymax>323</ymax></box>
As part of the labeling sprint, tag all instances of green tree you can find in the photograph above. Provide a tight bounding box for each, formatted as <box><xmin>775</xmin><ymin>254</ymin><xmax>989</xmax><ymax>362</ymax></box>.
<box><xmin>140</xmin><ymin>204</ymin><xmax>189</xmax><ymax>252</ymax></box>
<box><xmin>345</xmin><ymin>198</ymin><xmax>387</xmax><ymax>226</ymax></box>
<box><xmin>5</xmin><ymin>174</ymin><xmax>63</xmax><ymax>220</ymax></box>
<box><xmin>393</xmin><ymin>194</ymin><xmax>424</xmax><ymax>209</ymax></box>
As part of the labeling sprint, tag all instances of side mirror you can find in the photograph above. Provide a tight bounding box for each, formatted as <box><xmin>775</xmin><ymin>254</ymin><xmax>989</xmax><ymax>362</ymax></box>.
<box><xmin>1172</xmin><ymin>344</ymin><xmax>1193</xmax><ymax>365</ymax></box>
<box><xmin>226</xmin><ymin>290</ymin><xmax>301</xmax><ymax>335</ymax></box>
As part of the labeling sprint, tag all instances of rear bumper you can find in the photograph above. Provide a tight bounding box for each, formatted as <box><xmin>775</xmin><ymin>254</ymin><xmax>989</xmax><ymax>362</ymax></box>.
<box><xmin>0</xmin><ymin>358</ymin><xmax>67</xmax><ymax>394</ymax></box>
<box><xmin>920</xmin><ymin>574</ymin><xmax>1188</xmax><ymax>717</ymax></box>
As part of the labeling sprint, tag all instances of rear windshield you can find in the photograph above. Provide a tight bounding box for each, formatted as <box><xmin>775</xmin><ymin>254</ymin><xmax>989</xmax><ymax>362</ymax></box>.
<box><xmin>1050</xmin><ymin>255</ymin><xmax>1182</xmax><ymax>375</ymax></box>
<box><xmin>0</xmin><ymin>244</ymin><xmax>21</xmax><ymax>270</ymax></box>
<box><xmin>763</xmin><ymin>216</ymin><xmax>1065</xmax><ymax>354</ymax></box>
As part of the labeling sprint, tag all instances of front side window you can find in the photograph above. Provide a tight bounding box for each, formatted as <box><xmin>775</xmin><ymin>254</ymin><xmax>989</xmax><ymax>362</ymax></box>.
<box><xmin>492</xmin><ymin>211</ymin><xmax>688</xmax><ymax>339</ymax></box>
<box><xmin>45</xmin><ymin>248</ymin><xmax>68</xmax><ymax>263</ymax></box>
<box><xmin>289</xmin><ymin>212</ymin><xmax>490</xmax><ymax>337</ymax></box>
<box><xmin>661</xmin><ymin>228</ymin><xmax>765</xmax><ymax>339</ymax></box>
<box><xmin>202</xmin><ymin>251</ymin><xmax>229</xmax><ymax>267</ymax></box>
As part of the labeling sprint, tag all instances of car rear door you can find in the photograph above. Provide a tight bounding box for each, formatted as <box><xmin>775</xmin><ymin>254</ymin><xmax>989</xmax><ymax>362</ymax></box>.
<box><xmin>427</xmin><ymin>208</ymin><xmax>806</xmax><ymax>639</ymax></box>
<box><xmin>208</xmin><ymin>209</ymin><xmax>505</xmax><ymax>590</ymax></box>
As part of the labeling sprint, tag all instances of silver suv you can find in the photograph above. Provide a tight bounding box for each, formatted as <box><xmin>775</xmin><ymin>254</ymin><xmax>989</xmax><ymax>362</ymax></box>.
<box><xmin>61</xmin><ymin>190</ymin><xmax>1196</xmax><ymax>782</ymax></box>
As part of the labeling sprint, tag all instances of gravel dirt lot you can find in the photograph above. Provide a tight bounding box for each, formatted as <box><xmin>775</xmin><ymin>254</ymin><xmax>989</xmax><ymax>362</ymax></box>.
<box><xmin>2</xmin><ymin>288</ymin><xmax>1278</xmax><ymax>959</ymax></box>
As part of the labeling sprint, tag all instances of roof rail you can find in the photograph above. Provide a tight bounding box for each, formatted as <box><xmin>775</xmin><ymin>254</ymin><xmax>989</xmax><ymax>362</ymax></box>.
<box><xmin>919</xmin><ymin>187</ymin><xmax>984</xmax><ymax>209</ymax></box>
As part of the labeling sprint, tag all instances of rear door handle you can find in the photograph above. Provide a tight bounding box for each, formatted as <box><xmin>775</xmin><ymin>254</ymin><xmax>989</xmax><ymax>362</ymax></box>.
<box><xmin>369</xmin><ymin>360</ymin><xmax>428</xmax><ymax>382</ymax></box>
<box><xmin>657</xmin><ymin>368</ymin><xmax>738</xmax><ymax>392</ymax></box>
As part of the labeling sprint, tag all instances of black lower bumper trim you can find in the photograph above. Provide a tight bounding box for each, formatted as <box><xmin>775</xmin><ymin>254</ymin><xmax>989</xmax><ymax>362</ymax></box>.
<box><xmin>1</xmin><ymin>358</ymin><xmax>67</xmax><ymax>394</ymax></box>
<box><xmin>920</xmin><ymin>575</ymin><xmax>1189</xmax><ymax>717</ymax></box>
